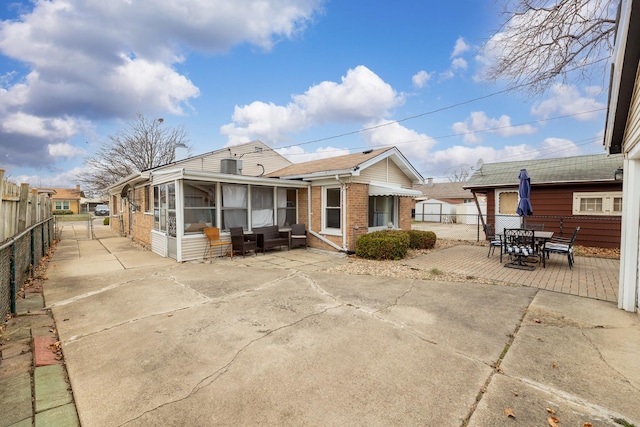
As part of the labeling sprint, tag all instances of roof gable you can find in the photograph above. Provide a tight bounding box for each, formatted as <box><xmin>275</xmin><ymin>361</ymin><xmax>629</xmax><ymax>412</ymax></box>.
<box><xmin>267</xmin><ymin>147</ymin><xmax>423</xmax><ymax>183</ymax></box>
<box><xmin>464</xmin><ymin>153</ymin><xmax>624</xmax><ymax>189</ymax></box>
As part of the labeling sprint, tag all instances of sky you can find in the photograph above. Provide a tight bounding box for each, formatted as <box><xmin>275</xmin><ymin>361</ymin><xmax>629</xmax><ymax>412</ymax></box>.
<box><xmin>0</xmin><ymin>0</ymin><xmax>612</xmax><ymax>189</ymax></box>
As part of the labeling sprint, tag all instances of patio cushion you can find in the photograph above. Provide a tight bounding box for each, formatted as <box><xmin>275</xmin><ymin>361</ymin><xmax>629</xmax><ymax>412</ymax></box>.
<box><xmin>545</xmin><ymin>242</ymin><xmax>572</xmax><ymax>253</ymax></box>
<box><xmin>506</xmin><ymin>245</ymin><xmax>535</xmax><ymax>256</ymax></box>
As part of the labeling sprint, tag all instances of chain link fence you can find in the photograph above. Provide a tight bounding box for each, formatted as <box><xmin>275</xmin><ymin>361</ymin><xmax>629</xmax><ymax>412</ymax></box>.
<box><xmin>0</xmin><ymin>218</ymin><xmax>56</xmax><ymax>318</ymax></box>
<box><xmin>412</xmin><ymin>213</ymin><xmax>621</xmax><ymax>249</ymax></box>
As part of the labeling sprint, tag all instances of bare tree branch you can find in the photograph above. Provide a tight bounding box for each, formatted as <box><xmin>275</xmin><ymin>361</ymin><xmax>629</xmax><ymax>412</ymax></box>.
<box><xmin>80</xmin><ymin>113</ymin><xmax>191</xmax><ymax>194</ymax></box>
<box><xmin>481</xmin><ymin>0</ymin><xmax>619</xmax><ymax>94</ymax></box>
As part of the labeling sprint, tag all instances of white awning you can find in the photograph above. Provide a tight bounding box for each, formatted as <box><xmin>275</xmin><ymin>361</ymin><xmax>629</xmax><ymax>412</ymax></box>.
<box><xmin>368</xmin><ymin>183</ymin><xmax>422</xmax><ymax>197</ymax></box>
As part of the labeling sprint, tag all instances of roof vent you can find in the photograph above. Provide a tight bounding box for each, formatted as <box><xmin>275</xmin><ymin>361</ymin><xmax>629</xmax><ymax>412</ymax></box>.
<box><xmin>362</xmin><ymin>149</ymin><xmax>373</xmax><ymax>154</ymax></box>
<box><xmin>221</xmin><ymin>158</ymin><xmax>243</xmax><ymax>175</ymax></box>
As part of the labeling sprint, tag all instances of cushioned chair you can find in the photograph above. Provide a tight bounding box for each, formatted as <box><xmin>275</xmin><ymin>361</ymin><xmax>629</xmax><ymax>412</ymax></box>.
<box><xmin>504</xmin><ymin>228</ymin><xmax>544</xmax><ymax>269</ymax></box>
<box><xmin>230</xmin><ymin>227</ymin><xmax>257</xmax><ymax>257</ymax></box>
<box><xmin>545</xmin><ymin>227</ymin><xmax>580</xmax><ymax>269</ymax></box>
<box><xmin>290</xmin><ymin>223</ymin><xmax>307</xmax><ymax>248</ymax></box>
<box><xmin>484</xmin><ymin>224</ymin><xmax>503</xmax><ymax>258</ymax></box>
<box><xmin>203</xmin><ymin>227</ymin><xmax>231</xmax><ymax>262</ymax></box>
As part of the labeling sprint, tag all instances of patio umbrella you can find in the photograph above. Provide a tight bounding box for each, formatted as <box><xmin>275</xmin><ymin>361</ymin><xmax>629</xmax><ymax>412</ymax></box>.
<box><xmin>516</xmin><ymin>168</ymin><xmax>533</xmax><ymax>218</ymax></box>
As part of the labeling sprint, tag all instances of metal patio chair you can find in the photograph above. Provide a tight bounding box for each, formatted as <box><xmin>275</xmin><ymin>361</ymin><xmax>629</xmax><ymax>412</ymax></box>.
<box><xmin>545</xmin><ymin>226</ymin><xmax>580</xmax><ymax>269</ymax></box>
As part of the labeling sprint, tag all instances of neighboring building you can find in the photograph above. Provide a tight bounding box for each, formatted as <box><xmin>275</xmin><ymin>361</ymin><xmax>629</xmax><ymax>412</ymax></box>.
<box><xmin>414</xmin><ymin>180</ymin><xmax>475</xmax><ymax>205</ymax></box>
<box><xmin>108</xmin><ymin>142</ymin><xmax>423</xmax><ymax>262</ymax></box>
<box><xmin>603</xmin><ymin>0</ymin><xmax>640</xmax><ymax>312</ymax></box>
<box><xmin>44</xmin><ymin>185</ymin><xmax>84</xmax><ymax>214</ymax></box>
<box><xmin>413</xmin><ymin>180</ymin><xmax>485</xmax><ymax>224</ymax></box>
<box><xmin>81</xmin><ymin>196</ymin><xmax>109</xmax><ymax>213</ymax></box>
<box><xmin>464</xmin><ymin>154</ymin><xmax>624</xmax><ymax>249</ymax></box>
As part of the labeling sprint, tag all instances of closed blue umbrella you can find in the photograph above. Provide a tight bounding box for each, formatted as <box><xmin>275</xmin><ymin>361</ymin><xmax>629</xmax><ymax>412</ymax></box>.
<box><xmin>516</xmin><ymin>169</ymin><xmax>533</xmax><ymax>217</ymax></box>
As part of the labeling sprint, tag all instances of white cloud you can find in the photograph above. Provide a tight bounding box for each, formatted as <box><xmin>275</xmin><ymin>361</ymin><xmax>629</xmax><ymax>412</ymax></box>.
<box><xmin>276</xmin><ymin>145</ymin><xmax>350</xmax><ymax>163</ymax></box>
<box><xmin>531</xmin><ymin>84</ymin><xmax>605</xmax><ymax>121</ymax></box>
<box><xmin>0</xmin><ymin>0</ymin><xmax>325</xmax><ymax>168</ymax></box>
<box><xmin>451</xmin><ymin>57</ymin><xmax>468</xmax><ymax>70</ymax></box>
<box><xmin>537</xmin><ymin>137</ymin><xmax>582</xmax><ymax>158</ymax></box>
<box><xmin>48</xmin><ymin>143</ymin><xmax>87</xmax><ymax>158</ymax></box>
<box><xmin>221</xmin><ymin>66</ymin><xmax>404</xmax><ymax>144</ymax></box>
<box><xmin>361</xmin><ymin>120</ymin><xmax>436</xmax><ymax>164</ymax></box>
<box><xmin>452</xmin><ymin>111</ymin><xmax>537</xmax><ymax>144</ymax></box>
<box><xmin>451</xmin><ymin>37</ymin><xmax>470</xmax><ymax>58</ymax></box>
<box><xmin>412</xmin><ymin>70</ymin><xmax>433</xmax><ymax>88</ymax></box>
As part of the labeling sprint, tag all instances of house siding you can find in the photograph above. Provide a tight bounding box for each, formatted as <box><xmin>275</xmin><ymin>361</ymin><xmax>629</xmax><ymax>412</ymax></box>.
<box><xmin>359</xmin><ymin>159</ymin><xmax>412</xmax><ymax>186</ymax></box>
<box><xmin>624</xmin><ymin>64</ymin><xmax>640</xmax><ymax>154</ymax></box>
<box><xmin>165</xmin><ymin>144</ymin><xmax>290</xmax><ymax>177</ymax></box>
<box><xmin>482</xmin><ymin>183</ymin><xmax>622</xmax><ymax>248</ymax></box>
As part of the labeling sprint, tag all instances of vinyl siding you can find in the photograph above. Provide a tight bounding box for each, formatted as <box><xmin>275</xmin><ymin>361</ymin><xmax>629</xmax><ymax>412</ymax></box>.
<box><xmin>151</xmin><ymin>231</ymin><xmax>168</xmax><ymax>257</ymax></box>
<box><xmin>358</xmin><ymin>158</ymin><xmax>412</xmax><ymax>187</ymax></box>
<box><xmin>180</xmin><ymin>233</ymin><xmax>231</xmax><ymax>262</ymax></box>
<box><xmin>165</xmin><ymin>144</ymin><xmax>291</xmax><ymax>177</ymax></box>
<box><xmin>624</xmin><ymin>63</ymin><xmax>640</xmax><ymax>153</ymax></box>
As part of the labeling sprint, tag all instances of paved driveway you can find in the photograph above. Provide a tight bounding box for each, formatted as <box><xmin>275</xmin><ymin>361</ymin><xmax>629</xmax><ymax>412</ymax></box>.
<box><xmin>42</xmin><ymin>224</ymin><xmax>640</xmax><ymax>426</ymax></box>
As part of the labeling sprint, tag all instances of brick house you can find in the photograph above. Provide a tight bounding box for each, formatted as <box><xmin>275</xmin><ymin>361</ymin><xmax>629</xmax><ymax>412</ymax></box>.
<box><xmin>108</xmin><ymin>141</ymin><xmax>423</xmax><ymax>261</ymax></box>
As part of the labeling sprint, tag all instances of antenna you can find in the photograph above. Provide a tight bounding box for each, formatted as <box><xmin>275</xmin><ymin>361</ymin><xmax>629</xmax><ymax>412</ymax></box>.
<box><xmin>473</xmin><ymin>158</ymin><xmax>484</xmax><ymax>175</ymax></box>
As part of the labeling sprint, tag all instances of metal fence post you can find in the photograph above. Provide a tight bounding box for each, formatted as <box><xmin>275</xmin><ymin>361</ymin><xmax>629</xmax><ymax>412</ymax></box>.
<box><xmin>9</xmin><ymin>242</ymin><xmax>16</xmax><ymax>314</ymax></box>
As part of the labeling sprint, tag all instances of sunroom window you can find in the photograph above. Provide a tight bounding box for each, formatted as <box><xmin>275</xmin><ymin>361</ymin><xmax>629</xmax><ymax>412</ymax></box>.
<box><xmin>183</xmin><ymin>181</ymin><xmax>216</xmax><ymax>233</ymax></box>
<box><xmin>222</xmin><ymin>184</ymin><xmax>248</xmax><ymax>230</ymax></box>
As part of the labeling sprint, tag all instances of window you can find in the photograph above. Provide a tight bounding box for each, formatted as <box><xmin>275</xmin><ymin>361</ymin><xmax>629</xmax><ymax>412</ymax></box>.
<box><xmin>324</xmin><ymin>187</ymin><xmax>341</xmax><ymax>231</ymax></box>
<box><xmin>221</xmin><ymin>184</ymin><xmax>248</xmax><ymax>230</ymax></box>
<box><xmin>369</xmin><ymin>196</ymin><xmax>395</xmax><ymax>228</ymax></box>
<box><xmin>498</xmin><ymin>192</ymin><xmax>518</xmax><ymax>214</ymax></box>
<box><xmin>183</xmin><ymin>181</ymin><xmax>216</xmax><ymax>233</ymax></box>
<box><xmin>613</xmin><ymin>197</ymin><xmax>623</xmax><ymax>213</ymax></box>
<box><xmin>277</xmin><ymin>188</ymin><xmax>296</xmax><ymax>227</ymax></box>
<box><xmin>55</xmin><ymin>201</ymin><xmax>70</xmax><ymax>210</ymax></box>
<box><xmin>153</xmin><ymin>183</ymin><xmax>176</xmax><ymax>235</ymax></box>
<box><xmin>573</xmin><ymin>192</ymin><xmax>622</xmax><ymax>216</ymax></box>
<box><xmin>251</xmin><ymin>186</ymin><xmax>274</xmax><ymax>228</ymax></box>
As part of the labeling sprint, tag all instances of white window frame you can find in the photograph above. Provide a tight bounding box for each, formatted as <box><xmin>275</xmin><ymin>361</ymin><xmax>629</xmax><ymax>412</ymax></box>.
<box><xmin>368</xmin><ymin>195</ymin><xmax>398</xmax><ymax>230</ymax></box>
<box><xmin>572</xmin><ymin>191</ymin><xmax>623</xmax><ymax>216</ymax></box>
<box><xmin>322</xmin><ymin>186</ymin><xmax>342</xmax><ymax>235</ymax></box>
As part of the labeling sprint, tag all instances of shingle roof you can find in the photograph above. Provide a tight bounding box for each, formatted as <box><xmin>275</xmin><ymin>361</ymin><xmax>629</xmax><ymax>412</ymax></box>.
<box><xmin>266</xmin><ymin>147</ymin><xmax>394</xmax><ymax>178</ymax></box>
<box><xmin>414</xmin><ymin>181</ymin><xmax>473</xmax><ymax>199</ymax></box>
<box><xmin>50</xmin><ymin>187</ymin><xmax>83</xmax><ymax>200</ymax></box>
<box><xmin>464</xmin><ymin>153</ymin><xmax>624</xmax><ymax>189</ymax></box>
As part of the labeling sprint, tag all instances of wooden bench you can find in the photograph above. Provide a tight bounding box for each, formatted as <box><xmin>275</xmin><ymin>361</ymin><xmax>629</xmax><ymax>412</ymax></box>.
<box><xmin>253</xmin><ymin>225</ymin><xmax>289</xmax><ymax>253</ymax></box>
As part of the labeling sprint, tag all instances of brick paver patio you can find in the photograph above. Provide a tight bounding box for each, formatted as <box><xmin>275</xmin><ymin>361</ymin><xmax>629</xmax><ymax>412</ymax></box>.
<box><xmin>403</xmin><ymin>245</ymin><xmax>619</xmax><ymax>303</ymax></box>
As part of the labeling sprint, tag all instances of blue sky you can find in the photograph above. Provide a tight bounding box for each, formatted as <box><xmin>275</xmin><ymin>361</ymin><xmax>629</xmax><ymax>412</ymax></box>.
<box><xmin>0</xmin><ymin>0</ymin><xmax>610</xmax><ymax>188</ymax></box>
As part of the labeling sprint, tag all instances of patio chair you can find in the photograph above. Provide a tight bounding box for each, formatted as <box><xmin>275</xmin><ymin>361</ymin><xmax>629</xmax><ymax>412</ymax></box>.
<box><xmin>504</xmin><ymin>228</ymin><xmax>544</xmax><ymax>269</ymax></box>
<box><xmin>290</xmin><ymin>223</ymin><xmax>308</xmax><ymax>248</ymax></box>
<box><xmin>484</xmin><ymin>224</ymin><xmax>503</xmax><ymax>259</ymax></box>
<box><xmin>230</xmin><ymin>227</ymin><xmax>257</xmax><ymax>257</ymax></box>
<box><xmin>203</xmin><ymin>227</ymin><xmax>231</xmax><ymax>262</ymax></box>
<box><xmin>545</xmin><ymin>227</ymin><xmax>580</xmax><ymax>269</ymax></box>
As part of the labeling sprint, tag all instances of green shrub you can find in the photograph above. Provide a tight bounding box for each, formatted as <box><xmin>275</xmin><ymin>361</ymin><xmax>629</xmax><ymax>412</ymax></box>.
<box><xmin>103</xmin><ymin>217</ymin><xmax>110</xmax><ymax>225</ymax></box>
<box><xmin>407</xmin><ymin>230</ymin><xmax>437</xmax><ymax>249</ymax></box>
<box><xmin>53</xmin><ymin>210</ymin><xmax>74</xmax><ymax>215</ymax></box>
<box><xmin>355</xmin><ymin>230</ymin><xmax>409</xmax><ymax>260</ymax></box>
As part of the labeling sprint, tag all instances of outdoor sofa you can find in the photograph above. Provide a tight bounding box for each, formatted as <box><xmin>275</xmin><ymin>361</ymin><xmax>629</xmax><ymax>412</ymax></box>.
<box><xmin>253</xmin><ymin>225</ymin><xmax>290</xmax><ymax>253</ymax></box>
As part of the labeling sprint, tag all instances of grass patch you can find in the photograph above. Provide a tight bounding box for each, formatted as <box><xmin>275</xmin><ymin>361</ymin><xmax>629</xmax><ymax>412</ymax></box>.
<box><xmin>429</xmin><ymin>267</ymin><xmax>444</xmax><ymax>276</ymax></box>
<box><xmin>54</xmin><ymin>214</ymin><xmax>92</xmax><ymax>221</ymax></box>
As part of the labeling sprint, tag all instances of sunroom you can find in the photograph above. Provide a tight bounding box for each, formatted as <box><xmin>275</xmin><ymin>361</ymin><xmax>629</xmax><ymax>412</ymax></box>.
<box><xmin>148</xmin><ymin>168</ymin><xmax>308</xmax><ymax>262</ymax></box>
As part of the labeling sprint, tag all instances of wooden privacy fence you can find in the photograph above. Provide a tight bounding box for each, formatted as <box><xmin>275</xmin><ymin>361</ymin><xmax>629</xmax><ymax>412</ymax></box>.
<box><xmin>1</xmin><ymin>170</ymin><xmax>53</xmax><ymax>243</ymax></box>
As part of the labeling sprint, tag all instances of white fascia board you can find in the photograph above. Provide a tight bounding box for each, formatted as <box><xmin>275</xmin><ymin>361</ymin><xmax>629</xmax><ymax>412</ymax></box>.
<box><xmin>172</xmin><ymin>170</ymin><xmax>309</xmax><ymax>188</ymax></box>
<box><xmin>358</xmin><ymin>148</ymin><xmax>424</xmax><ymax>184</ymax></box>
<box><xmin>605</xmin><ymin>0</ymin><xmax>633</xmax><ymax>148</ymax></box>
